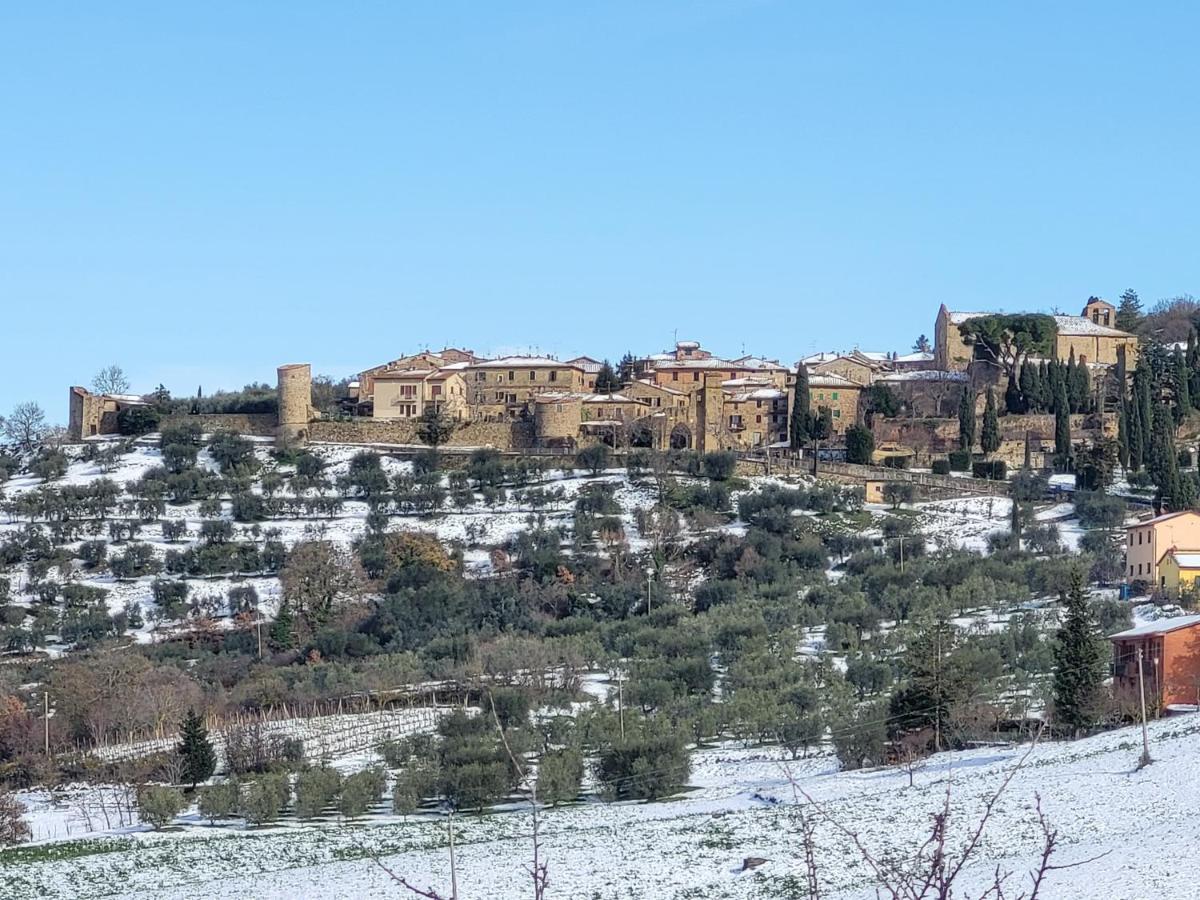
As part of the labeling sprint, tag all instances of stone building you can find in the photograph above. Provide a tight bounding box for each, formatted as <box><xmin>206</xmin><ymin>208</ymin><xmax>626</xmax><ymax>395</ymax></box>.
<box><xmin>277</xmin><ymin>363</ymin><xmax>314</xmax><ymax>444</ymax></box>
<box><xmin>934</xmin><ymin>300</ymin><xmax>1139</xmax><ymax>372</ymax></box>
<box><xmin>466</xmin><ymin>357</ymin><xmax>587</xmax><ymax>420</ymax></box>
<box><xmin>807</xmin><ymin>373</ymin><xmax>862</xmax><ymax>434</ymax></box>
<box><xmin>357</xmin><ymin>348</ymin><xmax>480</xmax><ymax>409</ymax></box>
<box><xmin>641</xmin><ymin>342</ymin><xmax>789</xmax><ymax>394</ymax></box>
<box><xmin>806</xmin><ymin>351</ymin><xmax>887</xmax><ymax>387</ymax></box>
<box><xmin>720</xmin><ymin>382</ymin><xmax>788</xmax><ymax>448</ymax></box>
<box><xmin>68</xmin><ymin>387</ymin><xmax>150</xmax><ymax>439</ymax></box>
<box><xmin>372</xmin><ymin>365</ymin><xmax>469</xmax><ymax>421</ymax></box>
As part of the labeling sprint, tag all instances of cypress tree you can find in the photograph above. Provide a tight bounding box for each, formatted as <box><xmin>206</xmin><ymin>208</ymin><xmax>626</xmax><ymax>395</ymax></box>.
<box><xmin>1150</xmin><ymin>403</ymin><xmax>1183</xmax><ymax>509</ymax></box>
<box><xmin>789</xmin><ymin>367</ymin><xmax>811</xmax><ymax>451</ymax></box>
<box><xmin>1188</xmin><ymin>330</ymin><xmax>1200</xmax><ymax>410</ymax></box>
<box><xmin>958</xmin><ymin>387</ymin><xmax>976</xmax><ymax>452</ymax></box>
<box><xmin>1054</xmin><ymin>378</ymin><xmax>1071</xmax><ymax>467</ymax></box>
<box><xmin>1038</xmin><ymin>360</ymin><xmax>1051</xmax><ymax>411</ymax></box>
<box><xmin>1019</xmin><ymin>362</ymin><xmax>1038</xmax><ymax>413</ymax></box>
<box><xmin>1116</xmin><ymin>399</ymin><xmax>1130</xmax><ymax>470</ymax></box>
<box><xmin>1174</xmin><ymin>349</ymin><xmax>1191</xmax><ymax>422</ymax></box>
<box><xmin>1127</xmin><ymin>396</ymin><xmax>1143</xmax><ymax>472</ymax></box>
<box><xmin>981</xmin><ymin>389</ymin><xmax>1000</xmax><ymax>456</ymax></box>
<box><xmin>1052</xmin><ymin>570</ymin><xmax>1107</xmax><ymax>738</ymax></box>
<box><xmin>1004</xmin><ymin>371</ymin><xmax>1023</xmax><ymax>414</ymax></box>
<box><xmin>1069</xmin><ymin>355</ymin><xmax>1090</xmax><ymax>413</ymax></box>
<box><xmin>1010</xmin><ymin>496</ymin><xmax>1022</xmax><ymax>541</ymax></box>
<box><xmin>178</xmin><ymin>708</ymin><xmax>216</xmax><ymax>789</ymax></box>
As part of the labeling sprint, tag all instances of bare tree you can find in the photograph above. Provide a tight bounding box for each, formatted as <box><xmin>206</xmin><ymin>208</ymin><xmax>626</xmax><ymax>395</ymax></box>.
<box><xmin>783</xmin><ymin>728</ymin><xmax>1108</xmax><ymax>899</ymax></box>
<box><xmin>92</xmin><ymin>364</ymin><xmax>131</xmax><ymax>395</ymax></box>
<box><xmin>4</xmin><ymin>402</ymin><xmax>47</xmax><ymax>450</ymax></box>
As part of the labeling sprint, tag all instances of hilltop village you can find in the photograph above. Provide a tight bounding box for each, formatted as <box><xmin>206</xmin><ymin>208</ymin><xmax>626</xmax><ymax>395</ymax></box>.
<box><xmin>70</xmin><ymin>297</ymin><xmax>1138</xmax><ymax>469</ymax></box>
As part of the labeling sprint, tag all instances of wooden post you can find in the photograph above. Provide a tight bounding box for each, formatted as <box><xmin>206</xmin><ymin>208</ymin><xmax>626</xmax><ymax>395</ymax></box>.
<box><xmin>1137</xmin><ymin>645</ymin><xmax>1153</xmax><ymax>768</ymax></box>
<box><xmin>43</xmin><ymin>691</ymin><xmax>50</xmax><ymax>756</ymax></box>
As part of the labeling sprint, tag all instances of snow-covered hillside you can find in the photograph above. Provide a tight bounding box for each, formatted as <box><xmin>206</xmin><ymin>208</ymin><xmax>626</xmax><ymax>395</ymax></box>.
<box><xmin>4</xmin><ymin>714</ymin><xmax>1196</xmax><ymax>899</ymax></box>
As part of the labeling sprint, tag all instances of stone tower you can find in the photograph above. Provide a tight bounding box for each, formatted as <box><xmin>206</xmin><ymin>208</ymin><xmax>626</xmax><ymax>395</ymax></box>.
<box><xmin>276</xmin><ymin>363</ymin><xmax>313</xmax><ymax>446</ymax></box>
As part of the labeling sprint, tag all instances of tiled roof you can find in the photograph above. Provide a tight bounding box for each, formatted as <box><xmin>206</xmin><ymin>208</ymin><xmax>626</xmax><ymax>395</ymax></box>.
<box><xmin>1109</xmin><ymin>614</ymin><xmax>1200</xmax><ymax>640</ymax></box>
<box><xmin>470</xmin><ymin>356</ymin><xmax>582</xmax><ymax>369</ymax></box>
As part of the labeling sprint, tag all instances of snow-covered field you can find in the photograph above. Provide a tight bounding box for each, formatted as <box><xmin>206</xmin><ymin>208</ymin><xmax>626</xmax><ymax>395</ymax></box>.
<box><xmin>4</xmin><ymin>714</ymin><xmax>1197</xmax><ymax>899</ymax></box>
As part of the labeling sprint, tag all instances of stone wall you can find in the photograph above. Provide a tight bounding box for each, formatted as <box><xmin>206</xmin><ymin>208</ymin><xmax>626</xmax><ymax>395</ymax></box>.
<box><xmin>161</xmin><ymin>413</ymin><xmax>279</xmax><ymax>437</ymax></box>
<box><xmin>308</xmin><ymin>418</ymin><xmax>535</xmax><ymax>449</ymax></box>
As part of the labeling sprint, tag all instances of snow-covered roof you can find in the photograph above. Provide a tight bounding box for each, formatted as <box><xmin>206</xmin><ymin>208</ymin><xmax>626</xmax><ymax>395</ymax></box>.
<box><xmin>651</xmin><ymin>357</ymin><xmax>745</xmax><ymax>370</ymax></box>
<box><xmin>1109</xmin><ymin>614</ymin><xmax>1200</xmax><ymax>640</ymax></box>
<box><xmin>726</xmin><ymin>387</ymin><xmax>785</xmax><ymax>402</ymax></box>
<box><xmin>894</xmin><ymin>351</ymin><xmax>935</xmax><ymax>363</ymax></box>
<box><xmin>470</xmin><ymin>356</ymin><xmax>582</xmax><ymax>369</ymax></box>
<box><xmin>807</xmin><ymin>373</ymin><xmax>860</xmax><ymax>389</ymax></box>
<box><xmin>879</xmin><ymin>370</ymin><xmax>969</xmax><ymax>383</ymax></box>
<box><xmin>630</xmin><ymin>379</ymin><xmax>686</xmax><ymax>396</ymax></box>
<box><xmin>1165</xmin><ymin>551</ymin><xmax>1200</xmax><ymax>569</ymax></box>
<box><xmin>582</xmin><ymin>393</ymin><xmax>641</xmax><ymax>404</ymax></box>
<box><xmin>947</xmin><ymin>310</ymin><xmax>989</xmax><ymax>325</ymax></box>
<box><xmin>721</xmin><ymin>377</ymin><xmax>777</xmax><ymax>388</ymax></box>
<box><xmin>1052</xmin><ymin>315</ymin><xmax>1132</xmax><ymax>338</ymax></box>
<box><xmin>566</xmin><ymin>356</ymin><xmax>604</xmax><ymax>373</ymax></box>
<box><xmin>732</xmin><ymin>355</ymin><xmax>789</xmax><ymax>371</ymax></box>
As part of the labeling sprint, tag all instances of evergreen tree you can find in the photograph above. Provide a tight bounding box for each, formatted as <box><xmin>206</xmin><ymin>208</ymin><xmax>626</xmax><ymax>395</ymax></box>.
<box><xmin>1116</xmin><ymin>400</ymin><xmax>1130</xmax><ymax>470</ymax></box>
<box><xmin>1037</xmin><ymin>360</ymin><xmax>1051</xmax><ymax>411</ymax></box>
<box><xmin>594</xmin><ymin>360</ymin><xmax>619</xmax><ymax>394</ymax></box>
<box><xmin>1051</xmin><ymin>570</ymin><xmax>1107</xmax><ymax>738</ymax></box>
<box><xmin>1173</xmin><ymin>349</ymin><xmax>1191</xmax><ymax>422</ymax></box>
<box><xmin>1149</xmin><ymin>403</ymin><xmax>1184</xmax><ymax>509</ymax></box>
<box><xmin>178</xmin><ymin>708</ymin><xmax>216</xmax><ymax>788</ymax></box>
<box><xmin>1069</xmin><ymin>353</ymin><xmax>1090</xmax><ymax>413</ymax></box>
<box><xmin>889</xmin><ymin>615</ymin><xmax>963</xmax><ymax>752</ymax></box>
<box><xmin>1188</xmin><ymin>330</ymin><xmax>1200</xmax><ymax>410</ymax></box>
<box><xmin>1116</xmin><ymin>288</ymin><xmax>1143</xmax><ymax>334</ymax></box>
<box><xmin>616</xmin><ymin>352</ymin><xmax>636</xmax><ymax>386</ymax></box>
<box><xmin>1004</xmin><ymin>371</ymin><xmax>1023</xmax><ymax>414</ymax></box>
<box><xmin>1054</xmin><ymin>378</ymin><xmax>1071</xmax><ymax>466</ymax></box>
<box><xmin>789</xmin><ymin>367</ymin><xmax>811</xmax><ymax>451</ymax></box>
<box><xmin>981</xmin><ymin>389</ymin><xmax>1000</xmax><ymax>456</ymax></box>
<box><xmin>1010</xmin><ymin>495</ymin><xmax>1023</xmax><ymax>542</ymax></box>
<box><xmin>1019</xmin><ymin>362</ymin><xmax>1039</xmax><ymax>413</ymax></box>
<box><xmin>957</xmin><ymin>388</ymin><xmax>975</xmax><ymax>452</ymax></box>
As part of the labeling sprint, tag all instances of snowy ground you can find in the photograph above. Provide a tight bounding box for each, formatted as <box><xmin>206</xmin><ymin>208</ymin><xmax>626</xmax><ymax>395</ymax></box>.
<box><xmin>4</xmin><ymin>715</ymin><xmax>1198</xmax><ymax>899</ymax></box>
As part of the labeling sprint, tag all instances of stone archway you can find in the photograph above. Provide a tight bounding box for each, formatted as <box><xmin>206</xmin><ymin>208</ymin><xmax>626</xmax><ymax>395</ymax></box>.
<box><xmin>670</xmin><ymin>423</ymin><xmax>692</xmax><ymax>450</ymax></box>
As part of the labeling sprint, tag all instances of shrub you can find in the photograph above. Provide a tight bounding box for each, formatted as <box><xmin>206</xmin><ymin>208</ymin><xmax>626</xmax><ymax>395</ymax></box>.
<box><xmin>831</xmin><ymin>701</ymin><xmax>888</xmax><ymax>770</ymax></box>
<box><xmin>117</xmin><ymin>406</ymin><xmax>161</xmax><ymax>436</ymax></box>
<box><xmin>881</xmin><ymin>482</ymin><xmax>915</xmax><ymax>508</ymax></box>
<box><xmin>845</xmin><ymin>426</ymin><xmax>875</xmax><ymax>465</ymax></box>
<box><xmin>0</xmin><ymin>790</ymin><xmax>31</xmax><ymax>846</ymax></box>
<box><xmin>575</xmin><ymin>444</ymin><xmax>611</xmax><ymax>476</ymax></box>
<box><xmin>239</xmin><ymin>773</ymin><xmax>290</xmax><ymax>824</ymax></box>
<box><xmin>294</xmin><ymin>767</ymin><xmax>342</xmax><ymax>819</ymax></box>
<box><xmin>700</xmin><ymin>451</ymin><xmax>737</xmax><ymax>481</ymax></box>
<box><xmin>537</xmin><ymin>748</ymin><xmax>583</xmax><ymax>806</ymax></box>
<box><xmin>931</xmin><ymin>459</ymin><xmax>951</xmax><ymax>476</ymax></box>
<box><xmin>392</xmin><ymin>761</ymin><xmax>439</xmax><ymax>816</ymax></box>
<box><xmin>594</xmin><ymin>727</ymin><xmax>690</xmax><ymax>801</ymax></box>
<box><xmin>881</xmin><ymin>455</ymin><xmax>909</xmax><ymax>470</ymax></box>
<box><xmin>947</xmin><ymin>449</ymin><xmax>971</xmax><ymax>472</ymax></box>
<box><xmin>138</xmin><ymin>785</ymin><xmax>185</xmax><ymax>830</ymax></box>
<box><xmin>198</xmin><ymin>781</ymin><xmax>240</xmax><ymax>824</ymax></box>
<box><xmin>972</xmin><ymin>460</ymin><xmax>1007</xmax><ymax>480</ymax></box>
<box><xmin>339</xmin><ymin>767</ymin><xmax>385</xmax><ymax>818</ymax></box>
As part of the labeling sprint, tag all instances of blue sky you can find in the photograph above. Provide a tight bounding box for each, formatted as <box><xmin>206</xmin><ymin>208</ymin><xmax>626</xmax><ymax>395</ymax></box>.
<box><xmin>3</xmin><ymin>2</ymin><xmax>1198</xmax><ymax>422</ymax></box>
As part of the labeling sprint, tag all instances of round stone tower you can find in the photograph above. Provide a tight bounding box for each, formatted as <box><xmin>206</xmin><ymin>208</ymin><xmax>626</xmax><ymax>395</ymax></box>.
<box><xmin>277</xmin><ymin>363</ymin><xmax>313</xmax><ymax>446</ymax></box>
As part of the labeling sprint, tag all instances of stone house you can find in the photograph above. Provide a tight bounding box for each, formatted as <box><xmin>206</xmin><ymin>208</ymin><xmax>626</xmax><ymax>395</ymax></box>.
<box><xmin>371</xmin><ymin>365</ymin><xmax>469</xmax><ymax>421</ymax></box>
<box><xmin>934</xmin><ymin>300</ymin><xmax>1139</xmax><ymax>372</ymax></box>
<box><xmin>1125</xmin><ymin>510</ymin><xmax>1200</xmax><ymax>584</ymax></box>
<box><xmin>642</xmin><ymin>342</ymin><xmax>788</xmax><ymax>394</ymax></box>
<box><xmin>721</xmin><ymin>382</ymin><xmax>789</xmax><ymax>449</ymax></box>
<box><xmin>466</xmin><ymin>357</ymin><xmax>587</xmax><ymax>419</ymax></box>
<box><xmin>565</xmin><ymin>356</ymin><xmax>604</xmax><ymax>392</ymax></box>
<box><xmin>68</xmin><ymin>387</ymin><xmax>150</xmax><ymax>439</ymax></box>
<box><xmin>807</xmin><ymin>351</ymin><xmax>886</xmax><ymax>387</ymax></box>
<box><xmin>807</xmin><ymin>373</ymin><xmax>862</xmax><ymax>434</ymax></box>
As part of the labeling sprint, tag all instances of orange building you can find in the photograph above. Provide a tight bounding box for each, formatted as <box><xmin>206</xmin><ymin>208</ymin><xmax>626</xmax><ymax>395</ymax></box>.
<box><xmin>1109</xmin><ymin>615</ymin><xmax>1200</xmax><ymax>709</ymax></box>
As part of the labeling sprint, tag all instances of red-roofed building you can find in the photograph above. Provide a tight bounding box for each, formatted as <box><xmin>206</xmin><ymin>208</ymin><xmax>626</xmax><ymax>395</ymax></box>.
<box><xmin>1109</xmin><ymin>615</ymin><xmax>1200</xmax><ymax>709</ymax></box>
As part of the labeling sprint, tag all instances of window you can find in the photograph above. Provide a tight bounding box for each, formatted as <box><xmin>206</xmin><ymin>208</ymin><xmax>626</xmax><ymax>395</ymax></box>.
<box><xmin>508</xmin><ymin>393</ymin><xmax>516</xmax><ymax>403</ymax></box>
<box><xmin>530</xmin><ymin>371</ymin><xmax>537</xmax><ymax>381</ymax></box>
<box><xmin>755</xmin><ymin>400</ymin><xmax>762</xmax><ymax>408</ymax></box>
<box><xmin>693</xmin><ymin>372</ymin><xmax>699</xmax><ymax>381</ymax></box>
<box><xmin>833</xmin><ymin>409</ymin><xmax>841</xmax><ymax>418</ymax></box>
<box><xmin>508</xmin><ymin>371</ymin><xmax>515</xmax><ymax>381</ymax></box>
<box><xmin>1130</xmin><ymin>565</ymin><xmax>1134</xmax><ymax>576</ymax></box>
<box><xmin>495</xmin><ymin>391</ymin><xmax>505</xmax><ymax>402</ymax></box>
<box><xmin>549</xmin><ymin>370</ymin><xmax>558</xmax><ymax>382</ymax></box>
<box><xmin>672</xmin><ymin>372</ymin><xmax>679</xmax><ymax>381</ymax></box>
<box><xmin>431</xmin><ymin>385</ymin><xmax>442</xmax><ymax>397</ymax></box>
<box><xmin>756</xmin><ymin>415</ymin><xmax>762</xmax><ymax>424</ymax></box>
<box><xmin>831</xmin><ymin>392</ymin><xmax>839</xmax><ymax>400</ymax></box>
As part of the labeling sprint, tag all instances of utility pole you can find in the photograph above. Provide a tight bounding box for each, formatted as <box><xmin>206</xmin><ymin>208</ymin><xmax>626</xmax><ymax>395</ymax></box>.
<box><xmin>1136</xmin><ymin>646</ymin><xmax>1153</xmax><ymax>768</ymax></box>
<box><xmin>256</xmin><ymin>616</ymin><xmax>263</xmax><ymax>659</ymax></box>
<box><xmin>617</xmin><ymin>671</ymin><xmax>625</xmax><ymax>740</ymax></box>
<box><xmin>448</xmin><ymin>811</ymin><xmax>459</xmax><ymax>899</ymax></box>
<box><xmin>899</xmin><ymin>535</ymin><xmax>905</xmax><ymax>573</ymax></box>
<box><xmin>646</xmin><ymin>568</ymin><xmax>652</xmax><ymax>616</ymax></box>
<box><xmin>43</xmin><ymin>691</ymin><xmax>50</xmax><ymax>756</ymax></box>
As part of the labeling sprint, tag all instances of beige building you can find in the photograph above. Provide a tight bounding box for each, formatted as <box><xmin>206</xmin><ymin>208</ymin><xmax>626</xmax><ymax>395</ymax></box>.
<box><xmin>642</xmin><ymin>342</ymin><xmax>789</xmax><ymax>393</ymax></box>
<box><xmin>807</xmin><ymin>373</ymin><xmax>862</xmax><ymax>434</ymax></box>
<box><xmin>358</xmin><ymin>348</ymin><xmax>480</xmax><ymax>407</ymax></box>
<box><xmin>68</xmin><ymin>387</ymin><xmax>150</xmax><ymax>439</ymax></box>
<box><xmin>805</xmin><ymin>351</ymin><xmax>887</xmax><ymax>386</ymax></box>
<box><xmin>372</xmin><ymin>366</ymin><xmax>468</xmax><ymax>421</ymax></box>
<box><xmin>876</xmin><ymin>370</ymin><xmax>968</xmax><ymax>418</ymax></box>
<box><xmin>935</xmin><ymin>300</ymin><xmax>1138</xmax><ymax>372</ymax></box>
<box><xmin>721</xmin><ymin>382</ymin><xmax>789</xmax><ymax>448</ymax></box>
<box><xmin>467</xmin><ymin>357</ymin><xmax>587</xmax><ymax>419</ymax></box>
<box><xmin>1125</xmin><ymin>510</ymin><xmax>1200</xmax><ymax>584</ymax></box>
